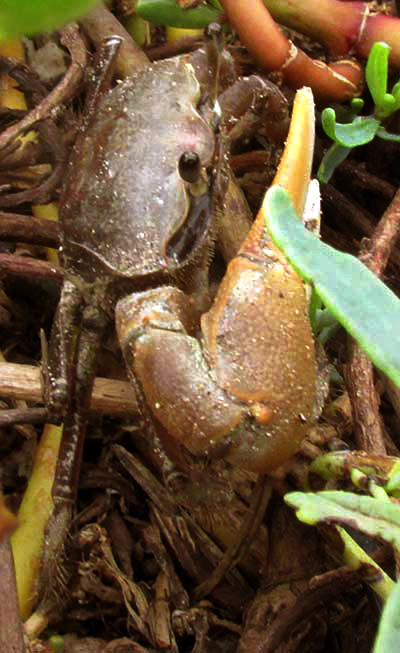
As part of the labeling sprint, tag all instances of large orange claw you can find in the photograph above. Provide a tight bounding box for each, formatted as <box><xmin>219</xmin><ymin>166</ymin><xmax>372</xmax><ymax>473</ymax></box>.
<box><xmin>200</xmin><ymin>87</ymin><xmax>317</xmax><ymax>471</ymax></box>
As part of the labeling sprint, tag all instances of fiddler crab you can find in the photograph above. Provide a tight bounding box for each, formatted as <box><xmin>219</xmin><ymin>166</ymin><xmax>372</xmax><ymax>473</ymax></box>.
<box><xmin>41</xmin><ymin>24</ymin><xmax>318</xmax><ymax>601</ymax></box>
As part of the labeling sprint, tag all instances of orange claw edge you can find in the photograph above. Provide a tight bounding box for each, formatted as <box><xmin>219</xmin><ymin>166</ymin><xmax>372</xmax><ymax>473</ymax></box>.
<box><xmin>270</xmin><ymin>86</ymin><xmax>315</xmax><ymax>217</ymax></box>
<box><xmin>241</xmin><ymin>87</ymin><xmax>315</xmax><ymax>258</ymax></box>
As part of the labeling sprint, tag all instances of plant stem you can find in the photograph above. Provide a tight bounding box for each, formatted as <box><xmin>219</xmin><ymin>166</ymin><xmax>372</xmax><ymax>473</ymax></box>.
<box><xmin>265</xmin><ymin>0</ymin><xmax>366</xmax><ymax>55</ymax></box>
<box><xmin>220</xmin><ymin>0</ymin><xmax>363</xmax><ymax>101</ymax></box>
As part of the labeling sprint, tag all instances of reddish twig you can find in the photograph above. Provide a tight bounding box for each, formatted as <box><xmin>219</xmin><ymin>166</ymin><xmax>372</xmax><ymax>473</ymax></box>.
<box><xmin>0</xmin><ymin>23</ymin><xmax>86</xmax><ymax>155</ymax></box>
<box><xmin>0</xmin><ymin>140</ymin><xmax>44</xmax><ymax>170</ymax></box>
<box><xmin>0</xmin><ymin>211</ymin><xmax>60</xmax><ymax>247</ymax></box>
<box><xmin>0</xmin><ymin>253</ymin><xmax>62</xmax><ymax>281</ymax></box>
<box><xmin>336</xmin><ymin>161</ymin><xmax>396</xmax><ymax>202</ymax></box>
<box><xmin>320</xmin><ymin>184</ymin><xmax>400</xmax><ymax>271</ymax></box>
<box><xmin>0</xmin><ymin>116</ymin><xmax>66</xmax><ymax>207</ymax></box>
<box><xmin>0</xmin><ymin>164</ymin><xmax>62</xmax><ymax>207</ymax></box>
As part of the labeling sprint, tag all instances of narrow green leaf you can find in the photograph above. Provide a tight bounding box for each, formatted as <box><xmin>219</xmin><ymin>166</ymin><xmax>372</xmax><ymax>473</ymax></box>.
<box><xmin>391</xmin><ymin>98</ymin><xmax>400</xmax><ymax>115</ymax></box>
<box><xmin>321</xmin><ymin>107</ymin><xmax>337</xmax><ymax>141</ymax></box>
<box><xmin>0</xmin><ymin>0</ymin><xmax>98</xmax><ymax>40</ymax></box>
<box><xmin>382</xmin><ymin>93</ymin><xmax>396</xmax><ymax>113</ymax></box>
<box><xmin>391</xmin><ymin>81</ymin><xmax>400</xmax><ymax>98</ymax></box>
<box><xmin>350</xmin><ymin>98</ymin><xmax>364</xmax><ymax>115</ymax></box>
<box><xmin>375</xmin><ymin>92</ymin><xmax>398</xmax><ymax>121</ymax></box>
<box><xmin>264</xmin><ymin>186</ymin><xmax>400</xmax><ymax>387</ymax></box>
<box><xmin>309</xmin><ymin>289</ymin><xmax>322</xmax><ymax>332</ymax></box>
<box><xmin>136</xmin><ymin>0</ymin><xmax>221</xmax><ymax>28</ymax></box>
<box><xmin>318</xmin><ymin>322</ymin><xmax>341</xmax><ymax>344</ymax></box>
<box><xmin>337</xmin><ymin>525</ymin><xmax>394</xmax><ymax>602</ymax></box>
<box><xmin>376</xmin><ymin>127</ymin><xmax>400</xmax><ymax>143</ymax></box>
<box><xmin>366</xmin><ymin>42</ymin><xmax>390</xmax><ymax>109</ymax></box>
<box><xmin>313</xmin><ymin>307</ymin><xmax>341</xmax><ymax>343</ymax></box>
<box><xmin>285</xmin><ymin>490</ymin><xmax>400</xmax><ymax>549</ymax></box>
<box><xmin>374</xmin><ymin>580</ymin><xmax>400</xmax><ymax>652</ymax></box>
<box><xmin>310</xmin><ymin>451</ymin><xmax>400</xmax><ymax>491</ymax></box>
<box><xmin>386</xmin><ymin>462</ymin><xmax>400</xmax><ymax>497</ymax></box>
<box><xmin>315</xmin><ymin>308</ymin><xmax>337</xmax><ymax>331</ymax></box>
<box><xmin>317</xmin><ymin>143</ymin><xmax>351</xmax><ymax>184</ymax></box>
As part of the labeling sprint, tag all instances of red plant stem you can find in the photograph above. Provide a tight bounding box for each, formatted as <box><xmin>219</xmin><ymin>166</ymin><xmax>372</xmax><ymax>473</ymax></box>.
<box><xmin>219</xmin><ymin>0</ymin><xmax>364</xmax><ymax>102</ymax></box>
<box><xmin>225</xmin><ymin>0</ymin><xmax>289</xmax><ymax>71</ymax></box>
<box><xmin>265</xmin><ymin>0</ymin><xmax>366</xmax><ymax>55</ymax></box>
<box><xmin>282</xmin><ymin>47</ymin><xmax>363</xmax><ymax>103</ymax></box>
<box><xmin>358</xmin><ymin>13</ymin><xmax>400</xmax><ymax>68</ymax></box>
<box><xmin>265</xmin><ymin>1</ymin><xmax>400</xmax><ymax>69</ymax></box>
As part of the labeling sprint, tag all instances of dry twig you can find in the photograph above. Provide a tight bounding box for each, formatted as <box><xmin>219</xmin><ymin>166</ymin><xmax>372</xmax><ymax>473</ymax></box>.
<box><xmin>0</xmin><ymin>362</ymin><xmax>138</xmax><ymax>416</ymax></box>
<box><xmin>346</xmin><ymin>188</ymin><xmax>400</xmax><ymax>453</ymax></box>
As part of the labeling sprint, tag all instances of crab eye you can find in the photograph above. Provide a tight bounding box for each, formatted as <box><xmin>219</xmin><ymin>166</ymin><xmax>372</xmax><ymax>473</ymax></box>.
<box><xmin>205</xmin><ymin>22</ymin><xmax>223</xmax><ymax>47</ymax></box>
<box><xmin>178</xmin><ymin>151</ymin><xmax>201</xmax><ymax>183</ymax></box>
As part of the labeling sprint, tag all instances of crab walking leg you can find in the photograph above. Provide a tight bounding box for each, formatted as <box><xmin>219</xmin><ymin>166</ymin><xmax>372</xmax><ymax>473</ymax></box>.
<box><xmin>38</xmin><ymin>300</ymin><xmax>108</xmax><ymax>611</ymax></box>
<box><xmin>52</xmin><ymin>304</ymin><xmax>109</xmax><ymax>503</ymax></box>
<box><xmin>43</xmin><ymin>279</ymin><xmax>83</xmax><ymax>416</ymax></box>
<box><xmin>116</xmin><ymin>88</ymin><xmax>317</xmax><ymax>474</ymax></box>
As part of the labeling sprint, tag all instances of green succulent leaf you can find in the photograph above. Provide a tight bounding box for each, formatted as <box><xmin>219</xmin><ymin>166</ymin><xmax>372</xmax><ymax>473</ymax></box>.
<box><xmin>366</xmin><ymin>41</ymin><xmax>390</xmax><ymax>110</ymax></box>
<box><xmin>318</xmin><ymin>41</ymin><xmax>400</xmax><ymax>181</ymax></box>
<box><xmin>374</xmin><ymin>580</ymin><xmax>400</xmax><ymax>652</ymax></box>
<box><xmin>321</xmin><ymin>110</ymin><xmax>380</xmax><ymax>147</ymax></box>
<box><xmin>136</xmin><ymin>0</ymin><xmax>221</xmax><ymax>27</ymax></box>
<box><xmin>264</xmin><ymin>186</ymin><xmax>400</xmax><ymax>387</ymax></box>
<box><xmin>0</xmin><ymin>0</ymin><xmax>98</xmax><ymax>40</ymax></box>
<box><xmin>285</xmin><ymin>490</ymin><xmax>400</xmax><ymax>549</ymax></box>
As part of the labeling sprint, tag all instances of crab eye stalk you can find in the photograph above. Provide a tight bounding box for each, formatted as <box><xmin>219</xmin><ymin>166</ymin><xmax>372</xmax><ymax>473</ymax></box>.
<box><xmin>205</xmin><ymin>22</ymin><xmax>223</xmax><ymax>48</ymax></box>
<box><xmin>178</xmin><ymin>151</ymin><xmax>201</xmax><ymax>184</ymax></box>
